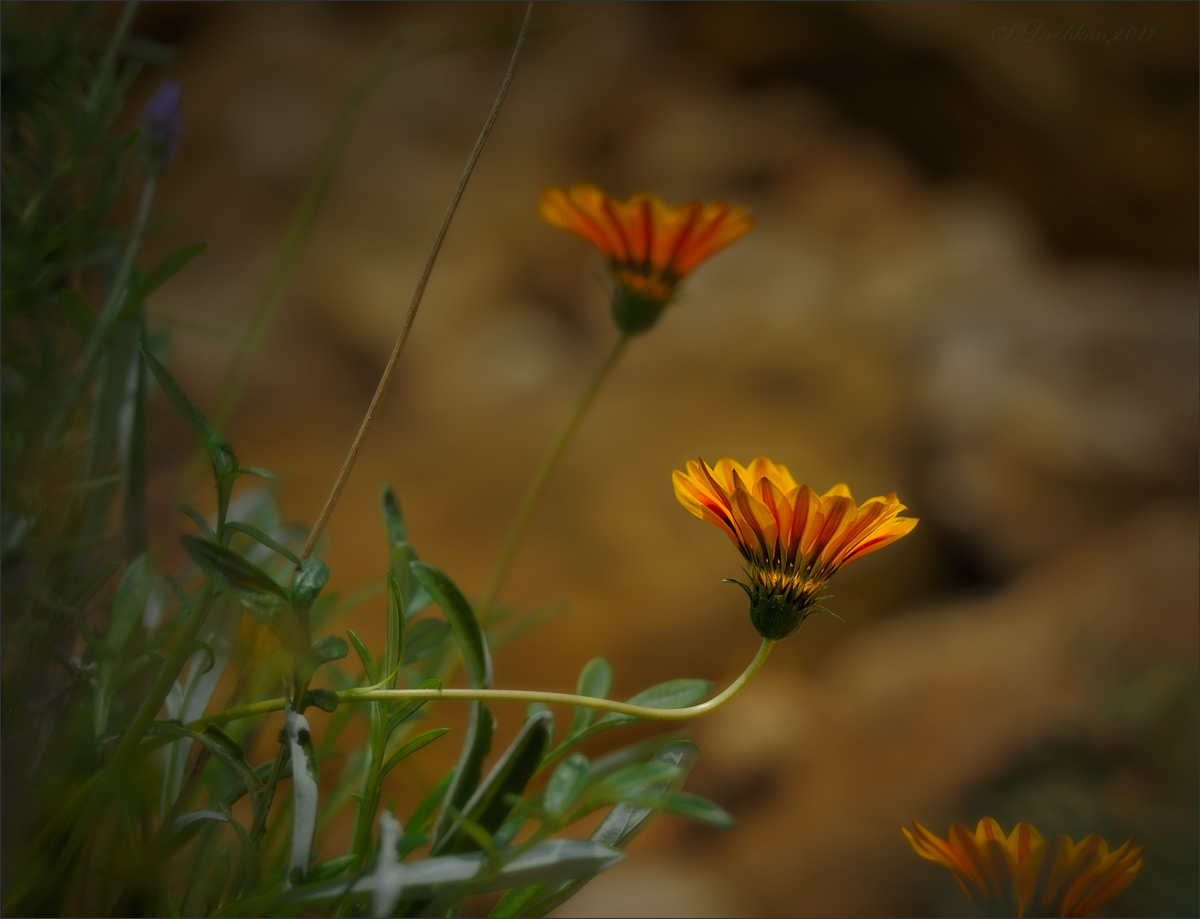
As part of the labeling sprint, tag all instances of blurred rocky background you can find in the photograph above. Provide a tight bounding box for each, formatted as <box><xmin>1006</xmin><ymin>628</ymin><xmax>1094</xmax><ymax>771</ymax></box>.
<box><xmin>96</xmin><ymin>1</ymin><xmax>1200</xmax><ymax>915</ymax></box>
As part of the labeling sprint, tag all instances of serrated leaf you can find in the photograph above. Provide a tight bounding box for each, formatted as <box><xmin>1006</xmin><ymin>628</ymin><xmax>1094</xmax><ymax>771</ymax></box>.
<box><xmin>432</xmin><ymin>710</ymin><xmax>550</xmax><ymax>857</ymax></box>
<box><xmin>412</xmin><ymin>561</ymin><xmax>492</xmax><ymax>689</ymax></box>
<box><xmin>379</xmin><ymin>727</ymin><xmax>450</xmax><ymax>779</ymax></box>
<box><xmin>569</xmin><ymin>657</ymin><xmax>612</xmax><ymax>737</ymax></box>
<box><xmin>544</xmin><ymin>753</ymin><xmax>590</xmax><ymax>819</ymax></box>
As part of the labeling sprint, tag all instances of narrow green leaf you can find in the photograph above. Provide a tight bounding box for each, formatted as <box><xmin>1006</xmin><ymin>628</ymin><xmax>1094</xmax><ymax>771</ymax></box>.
<box><xmin>433</xmin><ymin>709</ymin><xmax>551</xmax><ymax>857</ymax></box>
<box><xmin>598</xmin><ymin>678</ymin><xmax>712</xmax><ymax>725</ymax></box>
<box><xmin>384</xmin><ymin>571</ymin><xmax>404</xmax><ymax>687</ymax></box>
<box><xmin>119</xmin><ymin>242</ymin><xmax>206</xmax><ymax>320</ymax></box>
<box><xmin>225</xmin><ymin>522</ymin><xmax>300</xmax><ymax>566</ymax></box>
<box><xmin>379</xmin><ymin>727</ymin><xmax>451</xmax><ymax>779</ymax></box>
<box><xmin>569</xmin><ymin>657</ymin><xmax>612</xmax><ymax>737</ymax></box>
<box><xmin>522</xmin><ymin>741</ymin><xmax>699</xmax><ymax>917</ymax></box>
<box><xmin>179</xmin><ymin>534</ymin><xmax>290</xmax><ymax>623</ymax></box>
<box><xmin>305</xmin><ymin>853</ymin><xmax>356</xmax><ymax>883</ymax></box>
<box><xmin>381</xmin><ymin>486</ymin><xmax>431</xmax><ymax>617</ymax></box>
<box><xmin>402</xmin><ymin>618</ymin><xmax>451</xmax><ymax>665</ymax></box>
<box><xmin>345</xmin><ymin>628</ymin><xmax>377</xmax><ymax>684</ymax></box>
<box><xmin>178</xmin><ymin>504</ymin><xmax>215</xmax><ymax>540</ymax></box>
<box><xmin>544</xmin><ymin>753</ymin><xmax>590</xmax><ymax>819</ymax></box>
<box><xmin>146</xmin><ymin>722</ymin><xmax>261</xmax><ymax>799</ymax></box>
<box><xmin>655</xmin><ymin>792</ymin><xmax>735</xmax><ymax>829</ymax></box>
<box><xmin>141</xmin><ymin>343</ymin><xmax>236</xmax><ymax>478</ymax></box>
<box><xmin>430</xmin><ymin>701</ymin><xmax>495</xmax><ymax>848</ymax></box>
<box><xmin>62</xmin><ymin>560</ymin><xmax>122</xmax><ymax>607</ymax></box>
<box><xmin>412</xmin><ymin>562</ymin><xmax>492</xmax><ymax>689</ymax></box>
<box><xmin>310</xmin><ymin>635</ymin><xmax>348</xmax><ymax>665</ymax></box>
<box><xmin>106</xmin><ymin>554</ymin><xmax>150</xmax><ymax>653</ymax></box>
<box><xmin>408</xmin><ymin>770</ymin><xmax>453</xmax><ymax>837</ymax></box>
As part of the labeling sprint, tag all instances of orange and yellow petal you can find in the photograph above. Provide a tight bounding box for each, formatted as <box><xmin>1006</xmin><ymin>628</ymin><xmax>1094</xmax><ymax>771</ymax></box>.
<box><xmin>905</xmin><ymin>819</ymin><xmax>1143</xmax><ymax>918</ymax></box>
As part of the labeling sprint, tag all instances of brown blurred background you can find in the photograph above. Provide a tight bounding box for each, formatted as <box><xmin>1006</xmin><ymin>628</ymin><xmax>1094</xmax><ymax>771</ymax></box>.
<box><xmin>123</xmin><ymin>1</ymin><xmax>1197</xmax><ymax>916</ymax></box>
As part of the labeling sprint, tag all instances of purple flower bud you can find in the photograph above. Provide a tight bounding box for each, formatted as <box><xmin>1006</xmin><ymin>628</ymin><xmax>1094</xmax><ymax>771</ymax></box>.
<box><xmin>140</xmin><ymin>79</ymin><xmax>183</xmax><ymax>174</ymax></box>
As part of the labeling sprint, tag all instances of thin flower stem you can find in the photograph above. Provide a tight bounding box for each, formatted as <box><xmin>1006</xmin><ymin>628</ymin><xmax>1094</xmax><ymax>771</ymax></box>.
<box><xmin>299</xmin><ymin>0</ymin><xmax>536</xmax><ymax>562</ymax></box>
<box><xmin>190</xmin><ymin>638</ymin><xmax>774</xmax><ymax>730</ymax></box>
<box><xmin>477</xmin><ymin>333</ymin><xmax>630</xmax><ymax>621</ymax></box>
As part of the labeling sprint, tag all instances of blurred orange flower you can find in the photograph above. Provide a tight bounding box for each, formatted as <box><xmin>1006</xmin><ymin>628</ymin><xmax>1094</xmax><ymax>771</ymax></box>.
<box><xmin>672</xmin><ymin>456</ymin><xmax>916</xmax><ymax>639</ymax></box>
<box><xmin>539</xmin><ymin>183</ymin><xmax>752</xmax><ymax>334</ymax></box>
<box><xmin>904</xmin><ymin>818</ymin><xmax>1144</xmax><ymax>918</ymax></box>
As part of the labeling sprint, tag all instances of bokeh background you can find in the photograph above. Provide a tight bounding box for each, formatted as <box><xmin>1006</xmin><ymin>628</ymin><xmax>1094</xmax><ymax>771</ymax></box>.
<box><xmin>120</xmin><ymin>1</ymin><xmax>1198</xmax><ymax>916</ymax></box>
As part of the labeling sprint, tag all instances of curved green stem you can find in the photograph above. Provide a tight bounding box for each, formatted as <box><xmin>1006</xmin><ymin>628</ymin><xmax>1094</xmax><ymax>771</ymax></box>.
<box><xmin>477</xmin><ymin>334</ymin><xmax>630</xmax><ymax>621</ymax></box>
<box><xmin>191</xmin><ymin>638</ymin><xmax>773</xmax><ymax>730</ymax></box>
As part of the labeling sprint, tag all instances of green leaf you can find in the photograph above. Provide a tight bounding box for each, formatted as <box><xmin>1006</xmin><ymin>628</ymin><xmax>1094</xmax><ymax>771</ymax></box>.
<box><xmin>225</xmin><ymin>521</ymin><xmax>300</xmax><ymax>566</ymax></box>
<box><xmin>301</xmin><ymin>689</ymin><xmax>338</xmax><ymax>713</ymax></box>
<box><xmin>384</xmin><ymin>571</ymin><xmax>404</xmax><ymax>687</ymax></box>
<box><xmin>432</xmin><ymin>710</ymin><xmax>551</xmax><ymax>857</ymax></box>
<box><xmin>291</xmin><ymin>558</ymin><xmax>329</xmax><ymax>613</ymax></box>
<box><xmin>521</xmin><ymin>741</ymin><xmax>699</xmax><ymax>917</ymax></box>
<box><xmin>431</xmin><ymin>701</ymin><xmax>494</xmax><ymax>850</ymax></box>
<box><xmin>402</xmin><ymin>618</ymin><xmax>451</xmax><ymax>665</ymax></box>
<box><xmin>655</xmin><ymin>792</ymin><xmax>735</xmax><ymax>829</ymax></box>
<box><xmin>62</xmin><ymin>560</ymin><xmax>122</xmax><ymax>607</ymax></box>
<box><xmin>180</xmin><ymin>535</ymin><xmax>290</xmax><ymax>624</ymax></box>
<box><xmin>379</xmin><ymin>727</ymin><xmax>451</xmax><ymax>779</ymax></box>
<box><xmin>587</xmin><ymin>761</ymin><xmax>682</xmax><ymax>805</ymax></box>
<box><xmin>118</xmin><ymin>242</ymin><xmax>206</xmax><ymax>320</ymax></box>
<box><xmin>221</xmin><ymin>840</ymin><xmax>623</xmax><ymax>915</ymax></box>
<box><xmin>178</xmin><ymin>504</ymin><xmax>215</xmax><ymax>540</ymax></box>
<box><xmin>544</xmin><ymin>753</ymin><xmax>590</xmax><ymax>819</ymax></box>
<box><xmin>345</xmin><ymin>628</ymin><xmax>377</xmax><ymax>684</ymax></box>
<box><xmin>310</xmin><ymin>635</ymin><xmax>348</xmax><ymax>665</ymax></box>
<box><xmin>569</xmin><ymin>657</ymin><xmax>612</xmax><ymax>737</ymax></box>
<box><xmin>598</xmin><ymin>678</ymin><xmax>712</xmax><ymax>725</ymax></box>
<box><xmin>105</xmin><ymin>554</ymin><xmax>150</xmax><ymax>653</ymax></box>
<box><xmin>381</xmin><ymin>486</ymin><xmax>431</xmax><ymax>617</ymax></box>
<box><xmin>412</xmin><ymin>561</ymin><xmax>492</xmax><ymax>689</ymax></box>
<box><xmin>141</xmin><ymin>343</ymin><xmax>235</xmax><ymax>479</ymax></box>
<box><xmin>146</xmin><ymin>722</ymin><xmax>261</xmax><ymax>800</ymax></box>
<box><xmin>304</xmin><ymin>853</ymin><xmax>356</xmax><ymax>883</ymax></box>
<box><xmin>408</xmin><ymin>770</ymin><xmax>453</xmax><ymax>838</ymax></box>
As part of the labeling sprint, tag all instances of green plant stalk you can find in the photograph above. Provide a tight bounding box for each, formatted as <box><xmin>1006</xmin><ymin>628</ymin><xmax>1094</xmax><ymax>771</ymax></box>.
<box><xmin>46</xmin><ymin>175</ymin><xmax>158</xmax><ymax>451</ymax></box>
<box><xmin>179</xmin><ymin>29</ymin><xmax>406</xmax><ymax>498</ymax></box>
<box><xmin>299</xmin><ymin>0</ymin><xmax>536</xmax><ymax>561</ymax></box>
<box><xmin>192</xmin><ymin>638</ymin><xmax>774</xmax><ymax>730</ymax></box>
<box><xmin>7</xmin><ymin>584</ymin><xmax>217</xmax><ymax>915</ymax></box>
<box><xmin>477</xmin><ymin>333</ymin><xmax>630</xmax><ymax>622</ymax></box>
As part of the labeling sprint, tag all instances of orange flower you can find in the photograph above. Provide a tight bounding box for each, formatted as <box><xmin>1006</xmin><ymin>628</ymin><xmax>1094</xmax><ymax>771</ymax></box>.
<box><xmin>539</xmin><ymin>183</ymin><xmax>753</xmax><ymax>334</ymax></box>
<box><xmin>672</xmin><ymin>457</ymin><xmax>916</xmax><ymax>639</ymax></box>
<box><xmin>904</xmin><ymin>818</ymin><xmax>1144</xmax><ymax>918</ymax></box>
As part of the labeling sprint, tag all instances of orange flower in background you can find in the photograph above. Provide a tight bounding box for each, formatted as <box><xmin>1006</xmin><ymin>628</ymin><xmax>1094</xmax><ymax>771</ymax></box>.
<box><xmin>539</xmin><ymin>183</ymin><xmax>753</xmax><ymax>334</ymax></box>
<box><xmin>904</xmin><ymin>818</ymin><xmax>1144</xmax><ymax>918</ymax></box>
<box><xmin>672</xmin><ymin>456</ymin><xmax>916</xmax><ymax>639</ymax></box>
